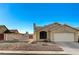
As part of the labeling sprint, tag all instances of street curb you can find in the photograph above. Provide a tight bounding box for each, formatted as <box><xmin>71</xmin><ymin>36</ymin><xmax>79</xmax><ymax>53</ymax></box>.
<box><xmin>0</xmin><ymin>51</ymin><xmax>69</xmax><ymax>55</ymax></box>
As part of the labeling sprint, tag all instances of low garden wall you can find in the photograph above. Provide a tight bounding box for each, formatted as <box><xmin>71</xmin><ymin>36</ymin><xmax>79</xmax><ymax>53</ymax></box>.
<box><xmin>4</xmin><ymin>33</ymin><xmax>29</xmax><ymax>42</ymax></box>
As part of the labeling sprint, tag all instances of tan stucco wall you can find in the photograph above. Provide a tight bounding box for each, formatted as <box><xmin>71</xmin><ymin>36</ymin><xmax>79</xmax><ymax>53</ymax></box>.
<box><xmin>74</xmin><ymin>32</ymin><xmax>79</xmax><ymax>42</ymax></box>
<box><xmin>33</xmin><ymin>31</ymin><xmax>38</xmax><ymax>41</ymax></box>
<box><xmin>78</xmin><ymin>31</ymin><xmax>79</xmax><ymax>38</ymax></box>
<box><xmin>4</xmin><ymin>33</ymin><xmax>29</xmax><ymax>41</ymax></box>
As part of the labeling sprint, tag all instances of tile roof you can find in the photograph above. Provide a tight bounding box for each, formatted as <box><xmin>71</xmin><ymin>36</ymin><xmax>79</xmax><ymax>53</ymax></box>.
<box><xmin>0</xmin><ymin>25</ymin><xmax>8</xmax><ymax>34</ymax></box>
<box><xmin>9</xmin><ymin>29</ymin><xmax>19</xmax><ymax>33</ymax></box>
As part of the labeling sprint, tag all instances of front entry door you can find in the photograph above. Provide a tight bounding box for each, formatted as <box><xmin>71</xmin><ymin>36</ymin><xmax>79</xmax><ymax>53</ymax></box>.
<box><xmin>40</xmin><ymin>31</ymin><xmax>47</xmax><ymax>41</ymax></box>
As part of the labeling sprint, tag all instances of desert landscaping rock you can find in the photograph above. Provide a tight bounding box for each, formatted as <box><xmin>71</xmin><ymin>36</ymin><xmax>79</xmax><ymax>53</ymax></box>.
<box><xmin>0</xmin><ymin>42</ymin><xmax>63</xmax><ymax>51</ymax></box>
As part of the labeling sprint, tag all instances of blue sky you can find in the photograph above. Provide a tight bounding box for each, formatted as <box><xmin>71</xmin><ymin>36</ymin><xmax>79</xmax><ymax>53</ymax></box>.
<box><xmin>0</xmin><ymin>3</ymin><xmax>79</xmax><ymax>33</ymax></box>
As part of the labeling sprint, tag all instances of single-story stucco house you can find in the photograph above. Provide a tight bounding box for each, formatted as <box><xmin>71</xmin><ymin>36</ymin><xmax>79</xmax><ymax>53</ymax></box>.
<box><xmin>33</xmin><ymin>23</ymin><xmax>79</xmax><ymax>42</ymax></box>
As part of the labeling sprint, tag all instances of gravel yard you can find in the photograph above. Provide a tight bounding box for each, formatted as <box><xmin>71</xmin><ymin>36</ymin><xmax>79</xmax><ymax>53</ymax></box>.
<box><xmin>0</xmin><ymin>42</ymin><xmax>63</xmax><ymax>51</ymax></box>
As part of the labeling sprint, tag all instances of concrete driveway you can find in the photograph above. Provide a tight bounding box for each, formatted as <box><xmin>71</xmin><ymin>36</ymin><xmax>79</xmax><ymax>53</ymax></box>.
<box><xmin>56</xmin><ymin>42</ymin><xmax>79</xmax><ymax>54</ymax></box>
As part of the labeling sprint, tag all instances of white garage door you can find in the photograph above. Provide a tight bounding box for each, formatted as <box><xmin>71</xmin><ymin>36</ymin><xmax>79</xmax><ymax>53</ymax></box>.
<box><xmin>54</xmin><ymin>33</ymin><xmax>74</xmax><ymax>41</ymax></box>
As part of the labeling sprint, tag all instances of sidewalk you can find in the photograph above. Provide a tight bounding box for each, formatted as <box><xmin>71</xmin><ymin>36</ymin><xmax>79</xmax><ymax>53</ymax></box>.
<box><xmin>0</xmin><ymin>51</ymin><xmax>68</xmax><ymax>55</ymax></box>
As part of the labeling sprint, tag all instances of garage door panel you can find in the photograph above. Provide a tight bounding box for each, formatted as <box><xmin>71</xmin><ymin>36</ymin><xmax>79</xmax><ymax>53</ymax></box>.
<box><xmin>54</xmin><ymin>33</ymin><xmax>74</xmax><ymax>41</ymax></box>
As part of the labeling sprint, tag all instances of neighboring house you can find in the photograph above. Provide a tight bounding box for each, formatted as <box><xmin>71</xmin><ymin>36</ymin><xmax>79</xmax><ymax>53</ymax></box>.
<box><xmin>33</xmin><ymin>23</ymin><xmax>79</xmax><ymax>42</ymax></box>
<box><xmin>0</xmin><ymin>25</ymin><xmax>29</xmax><ymax>41</ymax></box>
<box><xmin>0</xmin><ymin>25</ymin><xmax>9</xmax><ymax>40</ymax></box>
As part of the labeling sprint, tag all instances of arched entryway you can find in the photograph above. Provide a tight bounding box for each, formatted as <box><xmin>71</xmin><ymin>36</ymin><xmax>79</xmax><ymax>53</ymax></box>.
<box><xmin>40</xmin><ymin>31</ymin><xmax>47</xmax><ymax>39</ymax></box>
